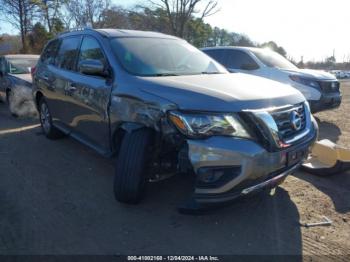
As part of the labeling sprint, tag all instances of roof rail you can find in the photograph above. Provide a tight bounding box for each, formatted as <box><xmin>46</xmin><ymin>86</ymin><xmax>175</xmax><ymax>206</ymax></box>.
<box><xmin>58</xmin><ymin>26</ymin><xmax>94</xmax><ymax>37</ymax></box>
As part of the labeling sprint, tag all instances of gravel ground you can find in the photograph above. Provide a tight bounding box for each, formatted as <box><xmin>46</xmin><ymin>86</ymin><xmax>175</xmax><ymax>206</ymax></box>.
<box><xmin>0</xmin><ymin>82</ymin><xmax>349</xmax><ymax>258</ymax></box>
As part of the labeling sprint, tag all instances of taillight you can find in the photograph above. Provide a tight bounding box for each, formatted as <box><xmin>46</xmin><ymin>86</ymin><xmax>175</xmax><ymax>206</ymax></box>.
<box><xmin>31</xmin><ymin>66</ymin><xmax>36</xmax><ymax>78</ymax></box>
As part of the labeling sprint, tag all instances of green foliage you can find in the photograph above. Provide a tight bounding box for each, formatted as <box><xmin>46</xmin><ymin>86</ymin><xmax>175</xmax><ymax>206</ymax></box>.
<box><xmin>51</xmin><ymin>17</ymin><xmax>65</xmax><ymax>34</ymax></box>
<box><xmin>27</xmin><ymin>22</ymin><xmax>52</xmax><ymax>54</ymax></box>
<box><xmin>260</xmin><ymin>41</ymin><xmax>287</xmax><ymax>57</ymax></box>
<box><xmin>185</xmin><ymin>18</ymin><xmax>212</xmax><ymax>47</ymax></box>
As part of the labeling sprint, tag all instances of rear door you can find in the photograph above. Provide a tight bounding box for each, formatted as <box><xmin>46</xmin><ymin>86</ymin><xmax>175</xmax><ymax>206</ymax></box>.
<box><xmin>35</xmin><ymin>39</ymin><xmax>60</xmax><ymax>113</ymax></box>
<box><xmin>65</xmin><ymin>36</ymin><xmax>112</xmax><ymax>152</ymax></box>
<box><xmin>48</xmin><ymin>36</ymin><xmax>82</xmax><ymax>129</ymax></box>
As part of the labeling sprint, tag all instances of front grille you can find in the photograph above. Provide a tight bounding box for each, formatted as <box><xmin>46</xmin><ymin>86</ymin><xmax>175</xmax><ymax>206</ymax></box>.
<box><xmin>271</xmin><ymin>103</ymin><xmax>306</xmax><ymax>140</ymax></box>
<box><xmin>318</xmin><ymin>81</ymin><xmax>340</xmax><ymax>93</ymax></box>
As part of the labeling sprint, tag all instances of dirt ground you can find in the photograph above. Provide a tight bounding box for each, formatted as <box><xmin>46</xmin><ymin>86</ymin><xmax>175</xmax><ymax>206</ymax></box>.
<box><xmin>0</xmin><ymin>81</ymin><xmax>349</xmax><ymax>259</ymax></box>
<box><xmin>282</xmin><ymin>80</ymin><xmax>350</xmax><ymax>258</ymax></box>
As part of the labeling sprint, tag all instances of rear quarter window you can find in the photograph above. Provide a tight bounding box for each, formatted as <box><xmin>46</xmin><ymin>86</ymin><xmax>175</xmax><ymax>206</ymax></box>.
<box><xmin>41</xmin><ymin>39</ymin><xmax>60</xmax><ymax>65</ymax></box>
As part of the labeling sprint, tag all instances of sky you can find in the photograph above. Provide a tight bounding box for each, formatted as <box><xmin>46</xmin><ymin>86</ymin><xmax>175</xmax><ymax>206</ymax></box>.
<box><xmin>203</xmin><ymin>0</ymin><xmax>350</xmax><ymax>63</ymax></box>
<box><xmin>1</xmin><ymin>0</ymin><xmax>349</xmax><ymax>62</ymax></box>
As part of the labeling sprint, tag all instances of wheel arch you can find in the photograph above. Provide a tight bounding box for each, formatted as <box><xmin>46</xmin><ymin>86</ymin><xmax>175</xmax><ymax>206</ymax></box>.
<box><xmin>111</xmin><ymin>122</ymin><xmax>156</xmax><ymax>156</ymax></box>
<box><xmin>5</xmin><ymin>87</ymin><xmax>11</xmax><ymax>97</ymax></box>
<box><xmin>35</xmin><ymin>91</ymin><xmax>44</xmax><ymax>109</ymax></box>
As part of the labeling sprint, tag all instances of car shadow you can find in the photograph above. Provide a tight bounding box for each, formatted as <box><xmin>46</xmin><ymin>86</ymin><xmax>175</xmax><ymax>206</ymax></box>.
<box><xmin>294</xmin><ymin>170</ymin><xmax>350</xmax><ymax>214</ymax></box>
<box><xmin>294</xmin><ymin>116</ymin><xmax>350</xmax><ymax>214</ymax></box>
<box><xmin>314</xmin><ymin>116</ymin><xmax>342</xmax><ymax>143</ymax></box>
<box><xmin>143</xmin><ymin>176</ymin><xmax>303</xmax><ymax>256</ymax></box>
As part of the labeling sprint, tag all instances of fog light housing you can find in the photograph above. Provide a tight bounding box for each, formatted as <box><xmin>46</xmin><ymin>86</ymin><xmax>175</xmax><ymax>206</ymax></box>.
<box><xmin>196</xmin><ymin>166</ymin><xmax>241</xmax><ymax>189</ymax></box>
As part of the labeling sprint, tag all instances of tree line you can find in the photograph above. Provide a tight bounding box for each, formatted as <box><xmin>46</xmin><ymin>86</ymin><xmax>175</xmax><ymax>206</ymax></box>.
<box><xmin>0</xmin><ymin>0</ymin><xmax>288</xmax><ymax>57</ymax></box>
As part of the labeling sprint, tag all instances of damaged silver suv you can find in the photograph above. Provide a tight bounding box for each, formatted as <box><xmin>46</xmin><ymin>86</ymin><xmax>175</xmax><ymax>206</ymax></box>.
<box><xmin>33</xmin><ymin>28</ymin><xmax>318</xmax><ymax>211</ymax></box>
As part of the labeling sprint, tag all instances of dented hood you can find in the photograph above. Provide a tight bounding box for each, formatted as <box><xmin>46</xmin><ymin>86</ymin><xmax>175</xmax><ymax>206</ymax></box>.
<box><xmin>139</xmin><ymin>73</ymin><xmax>305</xmax><ymax>112</ymax></box>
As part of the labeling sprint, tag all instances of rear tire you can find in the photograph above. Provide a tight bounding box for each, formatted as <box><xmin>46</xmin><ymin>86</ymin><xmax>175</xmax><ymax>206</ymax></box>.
<box><xmin>114</xmin><ymin>128</ymin><xmax>154</xmax><ymax>204</ymax></box>
<box><xmin>5</xmin><ymin>89</ymin><xmax>10</xmax><ymax>104</ymax></box>
<box><xmin>6</xmin><ymin>90</ymin><xmax>18</xmax><ymax>117</ymax></box>
<box><xmin>39</xmin><ymin>97</ymin><xmax>64</xmax><ymax>139</ymax></box>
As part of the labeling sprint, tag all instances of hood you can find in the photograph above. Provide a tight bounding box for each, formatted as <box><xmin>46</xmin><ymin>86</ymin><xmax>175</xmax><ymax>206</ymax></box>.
<box><xmin>138</xmin><ymin>73</ymin><xmax>305</xmax><ymax>112</ymax></box>
<box><xmin>8</xmin><ymin>73</ymin><xmax>33</xmax><ymax>84</ymax></box>
<box><xmin>280</xmin><ymin>68</ymin><xmax>336</xmax><ymax>81</ymax></box>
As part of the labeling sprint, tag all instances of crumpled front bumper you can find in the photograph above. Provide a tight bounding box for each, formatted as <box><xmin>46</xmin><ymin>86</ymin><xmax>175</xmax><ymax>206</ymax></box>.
<box><xmin>183</xmin><ymin>121</ymin><xmax>318</xmax><ymax>209</ymax></box>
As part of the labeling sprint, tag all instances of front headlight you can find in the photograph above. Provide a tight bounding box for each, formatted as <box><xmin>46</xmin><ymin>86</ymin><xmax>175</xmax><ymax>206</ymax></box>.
<box><xmin>289</xmin><ymin>75</ymin><xmax>320</xmax><ymax>89</ymax></box>
<box><xmin>168</xmin><ymin>111</ymin><xmax>252</xmax><ymax>139</ymax></box>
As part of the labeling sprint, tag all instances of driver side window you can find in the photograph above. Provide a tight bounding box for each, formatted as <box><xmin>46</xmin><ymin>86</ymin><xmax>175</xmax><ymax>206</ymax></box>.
<box><xmin>78</xmin><ymin>36</ymin><xmax>106</xmax><ymax>69</ymax></box>
<box><xmin>225</xmin><ymin>50</ymin><xmax>259</xmax><ymax>70</ymax></box>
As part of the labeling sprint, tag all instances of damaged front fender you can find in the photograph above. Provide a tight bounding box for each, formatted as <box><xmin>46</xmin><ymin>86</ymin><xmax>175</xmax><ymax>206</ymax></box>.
<box><xmin>109</xmin><ymin>93</ymin><xmax>177</xmax><ymax>134</ymax></box>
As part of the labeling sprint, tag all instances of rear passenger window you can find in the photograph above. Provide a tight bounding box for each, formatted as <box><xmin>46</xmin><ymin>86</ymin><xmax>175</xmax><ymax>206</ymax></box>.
<box><xmin>55</xmin><ymin>37</ymin><xmax>81</xmax><ymax>71</ymax></box>
<box><xmin>78</xmin><ymin>37</ymin><xmax>106</xmax><ymax>65</ymax></box>
<box><xmin>225</xmin><ymin>50</ymin><xmax>259</xmax><ymax>70</ymax></box>
<box><xmin>41</xmin><ymin>40</ymin><xmax>60</xmax><ymax>65</ymax></box>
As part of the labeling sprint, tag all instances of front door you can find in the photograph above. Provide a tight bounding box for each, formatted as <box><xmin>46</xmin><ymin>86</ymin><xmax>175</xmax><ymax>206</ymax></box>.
<box><xmin>64</xmin><ymin>36</ymin><xmax>112</xmax><ymax>152</ymax></box>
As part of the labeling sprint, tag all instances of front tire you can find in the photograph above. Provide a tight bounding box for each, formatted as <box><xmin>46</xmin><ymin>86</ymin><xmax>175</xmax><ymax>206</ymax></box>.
<box><xmin>114</xmin><ymin>128</ymin><xmax>154</xmax><ymax>204</ymax></box>
<box><xmin>39</xmin><ymin>98</ymin><xmax>64</xmax><ymax>139</ymax></box>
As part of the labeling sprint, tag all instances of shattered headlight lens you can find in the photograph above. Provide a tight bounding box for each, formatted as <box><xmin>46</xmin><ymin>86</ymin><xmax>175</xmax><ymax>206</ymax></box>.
<box><xmin>168</xmin><ymin>111</ymin><xmax>252</xmax><ymax>139</ymax></box>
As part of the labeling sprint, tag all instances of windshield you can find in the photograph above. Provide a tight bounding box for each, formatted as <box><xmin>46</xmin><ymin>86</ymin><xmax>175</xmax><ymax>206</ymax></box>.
<box><xmin>7</xmin><ymin>58</ymin><xmax>38</xmax><ymax>74</ymax></box>
<box><xmin>251</xmin><ymin>49</ymin><xmax>297</xmax><ymax>70</ymax></box>
<box><xmin>110</xmin><ymin>37</ymin><xmax>227</xmax><ymax>76</ymax></box>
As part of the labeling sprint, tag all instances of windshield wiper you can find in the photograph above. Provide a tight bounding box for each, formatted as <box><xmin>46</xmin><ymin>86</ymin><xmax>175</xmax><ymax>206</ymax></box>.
<box><xmin>201</xmin><ymin>71</ymin><xmax>222</xmax><ymax>74</ymax></box>
<box><xmin>151</xmin><ymin>73</ymin><xmax>179</xmax><ymax>77</ymax></box>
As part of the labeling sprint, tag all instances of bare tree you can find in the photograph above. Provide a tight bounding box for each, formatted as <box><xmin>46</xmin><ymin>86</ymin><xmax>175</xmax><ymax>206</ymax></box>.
<box><xmin>35</xmin><ymin>0</ymin><xmax>62</xmax><ymax>33</ymax></box>
<box><xmin>95</xmin><ymin>6</ymin><xmax>130</xmax><ymax>28</ymax></box>
<box><xmin>64</xmin><ymin>0</ymin><xmax>111</xmax><ymax>28</ymax></box>
<box><xmin>148</xmin><ymin>0</ymin><xmax>218</xmax><ymax>37</ymax></box>
<box><xmin>0</xmin><ymin>0</ymin><xmax>38</xmax><ymax>52</ymax></box>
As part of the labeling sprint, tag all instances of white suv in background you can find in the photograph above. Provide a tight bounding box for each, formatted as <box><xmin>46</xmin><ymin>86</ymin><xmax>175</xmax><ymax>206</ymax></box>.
<box><xmin>202</xmin><ymin>47</ymin><xmax>342</xmax><ymax>113</ymax></box>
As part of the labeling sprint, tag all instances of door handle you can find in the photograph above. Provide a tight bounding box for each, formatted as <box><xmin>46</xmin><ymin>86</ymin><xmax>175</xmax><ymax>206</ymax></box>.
<box><xmin>67</xmin><ymin>83</ymin><xmax>77</xmax><ymax>92</ymax></box>
<box><xmin>42</xmin><ymin>75</ymin><xmax>49</xmax><ymax>81</ymax></box>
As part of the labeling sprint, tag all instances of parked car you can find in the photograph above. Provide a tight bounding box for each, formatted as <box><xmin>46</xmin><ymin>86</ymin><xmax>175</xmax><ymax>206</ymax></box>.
<box><xmin>0</xmin><ymin>54</ymin><xmax>39</xmax><ymax>116</ymax></box>
<box><xmin>202</xmin><ymin>47</ymin><xmax>342</xmax><ymax>113</ymax></box>
<box><xmin>32</xmin><ymin>29</ymin><xmax>318</xmax><ymax>211</ymax></box>
<box><xmin>331</xmin><ymin>70</ymin><xmax>350</xmax><ymax>79</ymax></box>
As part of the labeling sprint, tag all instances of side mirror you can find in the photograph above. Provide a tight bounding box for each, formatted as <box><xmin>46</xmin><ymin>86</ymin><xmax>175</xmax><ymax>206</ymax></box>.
<box><xmin>240</xmin><ymin>63</ymin><xmax>259</xmax><ymax>70</ymax></box>
<box><xmin>79</xmin><ymin>59</ymin><xmax>107</xmax><ymax>77</ymax></box>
